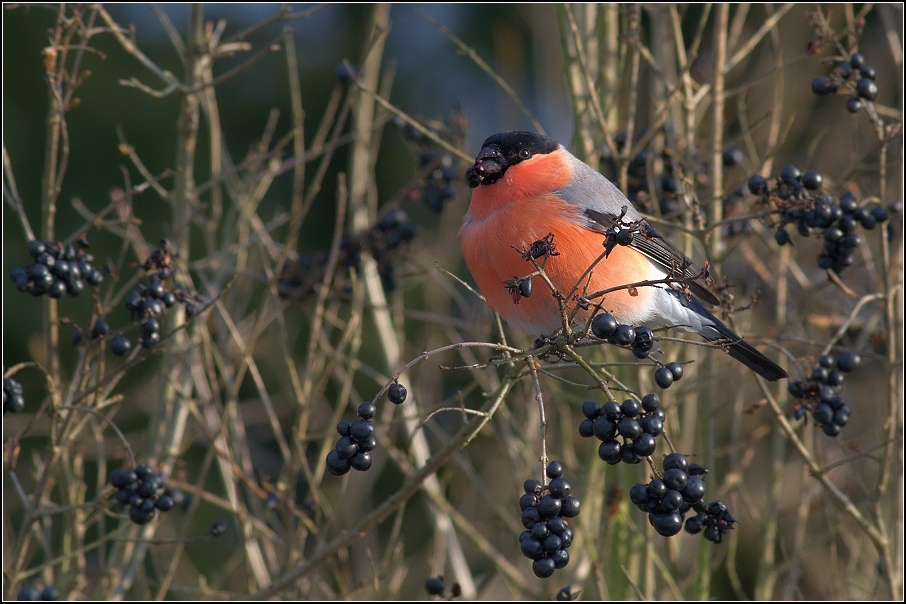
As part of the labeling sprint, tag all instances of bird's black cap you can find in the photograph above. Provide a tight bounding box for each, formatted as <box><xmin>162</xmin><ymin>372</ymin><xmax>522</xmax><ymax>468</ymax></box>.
<box><xmin>479</xmin><ymin>131</ymin><xmax>560</xmax><ymax>158</ymax></box>
<box><xmin>467</xmin><ymin>131</ymin><xmax>560</xmax><ymax>188</ymax></box>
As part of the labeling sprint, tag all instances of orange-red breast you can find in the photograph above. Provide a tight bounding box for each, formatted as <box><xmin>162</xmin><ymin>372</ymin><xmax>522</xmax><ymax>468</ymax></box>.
<box><xmin>459</xmin><ymin>131</ymin><xmax>787</xmax><ymax>381</ymax></box>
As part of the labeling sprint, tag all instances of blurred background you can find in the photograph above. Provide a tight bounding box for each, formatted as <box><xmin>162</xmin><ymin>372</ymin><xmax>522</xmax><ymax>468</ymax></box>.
<box><xmin>3</xmin><ymin>3</ymin><xmax>902</xmax><ymax>601</ymax></box>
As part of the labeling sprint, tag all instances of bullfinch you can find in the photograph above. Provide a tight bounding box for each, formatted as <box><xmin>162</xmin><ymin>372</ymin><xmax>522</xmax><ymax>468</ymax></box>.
<box><xmin>459</xmin><ymin>131</ymin><xmax>787</xmax><ymax>382</ymax></box>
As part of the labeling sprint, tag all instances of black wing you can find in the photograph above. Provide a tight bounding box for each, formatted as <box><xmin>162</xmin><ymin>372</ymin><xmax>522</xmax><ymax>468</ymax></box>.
<box><xmin>584</xmin><ymin>208</ymin><xmax>721</xmax><ymax>306</ymax></box>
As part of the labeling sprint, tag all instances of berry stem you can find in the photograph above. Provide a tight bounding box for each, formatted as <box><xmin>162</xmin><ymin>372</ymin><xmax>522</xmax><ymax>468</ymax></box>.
<box><xmin>370</xmin><ymin>341</ymin><xmax>525</xmax><ymax>407</ymax></box>
<box><xmin>59</xmin><ymin>406</ymin><xmax>137</xmax><ymax>467</ymax></box>
<box><xmin>523</xmin><ymin>256</ymin><xmax>573</xmax><ymax>336</ymax></box>
<box><xmin>525</xmin><ymin>357</ymin><xmax>548</xmax><ymax>484</ymax></box>
<box><xmin>818</xmin><ymin>293</ymin><xmax>885</xmax><ymax>357</ymax></box>
<box><xmin>562</xmin><ymin>347</ymin><xmax>617</xmax><ymax>402</ymax></box>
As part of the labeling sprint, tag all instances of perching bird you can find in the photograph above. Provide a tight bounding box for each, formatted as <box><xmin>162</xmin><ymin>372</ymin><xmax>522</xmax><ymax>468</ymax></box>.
<box><xmin>458</xmin><ymin>131</ymin><xmax>787</xmax><ymax>381</ymax></box>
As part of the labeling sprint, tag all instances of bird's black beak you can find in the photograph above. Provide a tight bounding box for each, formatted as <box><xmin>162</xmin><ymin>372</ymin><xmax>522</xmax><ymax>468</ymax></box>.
<box><xmin>466</xmin><ymin>145</ymin><xmax>504</xmax><ymax>188</ymax></box>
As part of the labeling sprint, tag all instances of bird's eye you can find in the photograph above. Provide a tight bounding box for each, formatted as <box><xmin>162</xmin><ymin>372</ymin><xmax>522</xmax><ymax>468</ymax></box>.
<box><xmin>518</xmin><ymin>148</ymin><xmax>532</xmax><ymax>159</ymax></box>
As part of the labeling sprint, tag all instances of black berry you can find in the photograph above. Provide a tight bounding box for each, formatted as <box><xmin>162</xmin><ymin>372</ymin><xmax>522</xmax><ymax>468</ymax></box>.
<box><xmin>591</xmin><ymin>313</ymin><xmax>618</xmax><ymax>339</ymax></box>
<box><xmin>3</xmin><ymin>377</ymin><xmax>25</xmax><ymax>414</ymax></box>
<box><xmin>388</xmin><ymin>383</ymin><xmax>407</xmax><ymax>405</ymax></box>
<box><xmin>801</xmin><ymin>171</ymin><xmax>822</xmax><ymax>190</ymax></box>
<box><xmin>425</xmin><ymin>576</ymin><xmax>445</xmax><ymax>596</ymax></box>
<box><xmin>110</xmin><ymin>335</ymin><xmax>132</xmax><ymax>357</ymax></box>
<box><xmin>856</xmin><ymin>78</ymin><xmax>878</xmax><ymax>101</ymax></box>
<box><xmin>722</xmin><ymin>147</ymin><xmax>744</xmax><ymax>167</ymax></box>
<box><xmin>747</xmin><ymin>174</ymin><xmax>768</xmax><ymax>195</ymax></box>
<box><xmin>666</xmin><ymin>362</ymin><xmax>683</xmax><ymax>381</ymax></box>
<box><xmin>837</xmin><ymin>351</ymin><xmax>861</xmax><ymax>372</ymax></box>
<box><xmin>612</xmin><ymin>324</ymin><xmax>636</xmax><ymax>346</ymax></box>
<box><xmin>651</xmin><ymin>512</ymin><xmax>683</xmax><ymax>537</ymax></box>
<box><xmin>780</xmin><ymin>165</ymin><xmax>802</xmax><ymax>182</ymax></box>
<box><xmin>810</xmin><ymin>75</ymin><xmax>837</xmax><ymax>95</ymax></box>
<box><xmin>209</xmin><ymin>519</ymin><xmax>229</xmax><ymax>536</ymax></box>
<box><xmin>326</xmin><ymin>450</ymin><xmax>351</xmax><ymax>476</ymax></box>
<box><xmin>350</xmin><ymin>451</ymin><xmax>373</xmax><ymax>471</ymax></box>
<box><xmin>654</xmin><ymin>367</ymin><xmax>674</xmax><ymax>389</ymax></box>
<box><xmin>357</xmin><ymin>401</ymin><xmax>376</xmax><ymax>420</ymax></box>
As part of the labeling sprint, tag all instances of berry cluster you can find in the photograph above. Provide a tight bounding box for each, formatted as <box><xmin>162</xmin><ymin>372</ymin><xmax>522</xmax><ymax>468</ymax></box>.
<box><xmin>749</xmin><ymin>167</ymin><xmax>890</xmax><ymax>273</ymax></box>
<box><xmin>579</xmin><ymin>395</ymin><xmax>665</xmax><ymax>465</ymax></box>
<box><xmin>749</xmin><ymin>165</ymin><xmax>822</xmax><ymax>202</ymax></box>
<box><xmin>113</xmin><ymin>240</ymin><xmax>203</xmax><ymax>355</ymax></box>
<box><xmin>282</xmin><ymin>244</ymin><xmax>357</xmax><ymax>301</ymax></box>
<box><xmin>392</xmin><ymin>114</ymin><xmax>463</xmax><ymax>213</ymax></box>
<box><xmin>788</xmin><ymin>352</ymin><xmax>860</xmax><ymax>436</ymax></box>
<box><xmin>369</xmin><ymin>209</ymin><xmax>417</xmax><ymax>291</ymax></box>
<box><xmin>420</xmin><ymin>152</ymin><xmax>458</xmax><ymax>213</ymax></box>
<box><xmin>683</xmin><ymin>500</ymin><xmax>739</xmax><ymax>544</ymax></box>
<box><xmin>628</xmin><ymin>453</ymin><xmax>709</xmax><ymax>537</ymax></box>
<box><xmin>653</xmin><ymin>362</ymin><xmax>684</xmax><ymax>389</ymax></box>
<box><xmin>10</xmin><ymin>239</ymin><xmax>105</xmax><ymax>298</ymax></box>
<box><xmin>590</xmin><ymin>313</ymin><xmax>685</xmax><ymax>389</ymax></box>
<box><xmin>280</xmin><ymin>210</ymin><xmax>416</xmax><ymax>298</ymax></box>
<box><xmin>592</xmin><ymin>312</ymin><xmax>659</xmax><ymax>360</ymax></box>
<box><xmin>124</xmin><ymin>284</ymin><xmax>169</xmax><ymax>349</ymax></box>
<box><xmin>592</xmin><ymin>313</ymin><xmax>643</xmax><ymax>350</ymax></box>
<box><xmin>3</xmin><ymin>377</ymin><xmax>24</xmax><ymax>414</ymax></box>
<box><xmin>141</xmin><ymin>238</ymin><xmax>179</xmax><ymax>279</ymax></box>
<box><xmin>601</xmin><ymin>127</ymin><xmax>718</xmax><ymax>222</ymax></box>
<box><xmin>110</xmin><ymin>464</ymin><xmax>184</xmax><ymax>525</ymax></box>
<box><xmin>15</xmin><ymin>585</ymin><xmax>60</xmax><ymax>601</ymax></box>
<box><xmin>325</xmin><ymin>402</ymin><xmax>377</xmax><ymax>476</ymax></box>
<box><xmin>810</xmin><ymin>52</ymin><xmax>879</xmax><ymax>112</ymax></box>
<box><xmin>518</xmin><ymin>462</ymin><xmax>581</xmax><ymax>578</ymax></box>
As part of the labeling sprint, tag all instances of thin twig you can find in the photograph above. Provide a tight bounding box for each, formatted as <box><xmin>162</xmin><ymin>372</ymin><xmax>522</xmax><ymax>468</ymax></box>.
<box><xmin>418</xmin><ymin>10</ymin><xmax>545</xmax><ymax>134</ymax></box>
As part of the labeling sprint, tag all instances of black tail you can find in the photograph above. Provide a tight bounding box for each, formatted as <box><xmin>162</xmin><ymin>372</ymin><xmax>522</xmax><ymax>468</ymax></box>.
<box><xmin>723</xmin><ymin>335</ymin><xmax>788</xmax><ymax>381</ymax></box>
<box><xmin>685</xmin><ymin>295</ymin><xmax>788</xmax><ymax>381</ymax></box>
